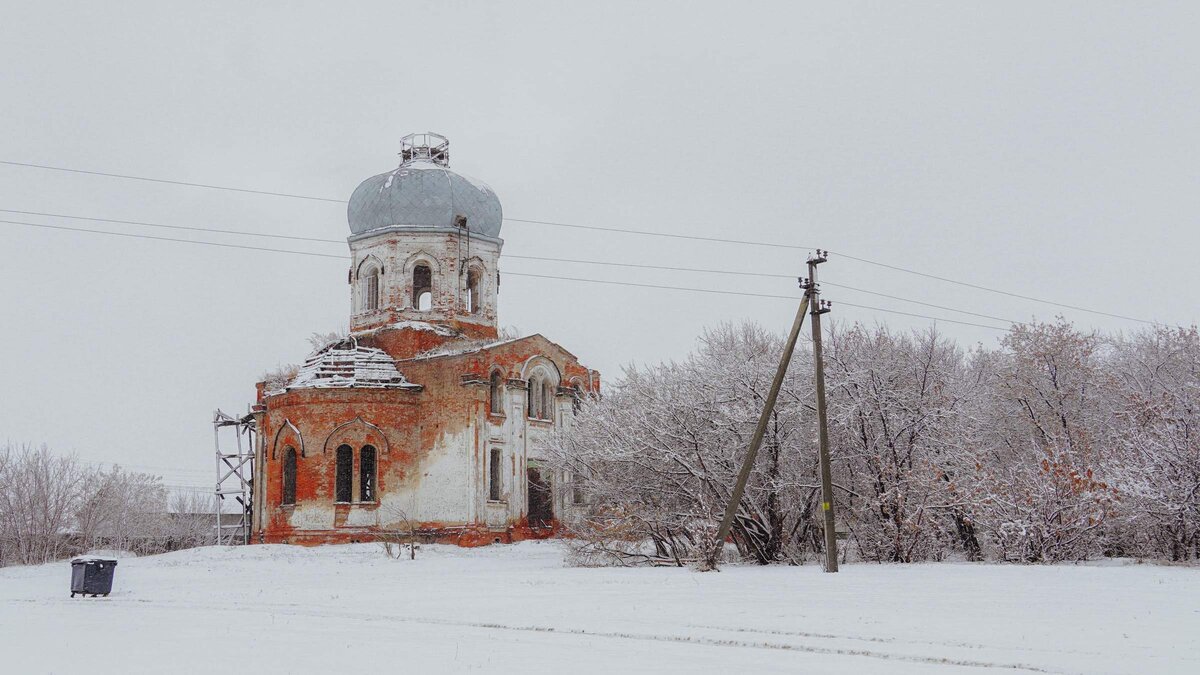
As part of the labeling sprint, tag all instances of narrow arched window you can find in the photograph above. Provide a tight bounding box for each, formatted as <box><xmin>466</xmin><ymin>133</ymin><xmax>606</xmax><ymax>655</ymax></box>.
<box><xmin>527</xmin><ymin>375</ymin><xmax>541</xmax><ymax>419</ymax></box>
<box><xmin>571</xmin><ymin>470</ymin><xmax>586</xmax><ymax>505</ymax></box>
<box><xmin>413</xmin><ymin>263</ymin><xmax>432</xmax><ymax>311</ymax></box>
<box><xmin>466</xmin><ymin>269</ymin><xmax>481</xmax><ymax>314</ymax></box>
<box><xmin>360</xmin><ymin>445</ymin><xmax>376</xmax><ymax>502</ymax></box>
<box><xmin>488</xmin><ymin>448</ymin><xmax>503</xmax><ymax>501</ymax></box>
<box><xmin>282</xmin><ymin>447</ymin><xmax>297</xmax><ymax>506</ymax></box>
<box><xmin>361</xmin><ymin>265</ymin><xmax>380</xmax><ymax>312</ymax></box>
<box><xmin>542</xmin><ymin>380</ymin><xmax>555</xmax><ymax>421</ymax></box>
<box><xmin>335</xmin><ymin>445</ymin><xmax>353</xmax><ymax>503</ymax></box>
<box><xmin>489</xmin><ymin>371</ymin><xmax>504</xmax><ymax>415</ymax></box>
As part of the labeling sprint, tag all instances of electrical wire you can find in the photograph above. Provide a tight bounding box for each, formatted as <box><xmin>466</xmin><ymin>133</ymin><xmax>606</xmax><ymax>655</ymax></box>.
<box><xmin>2</xmin><ymin>219</ymin><xmax>348</xmax><ymax>259</ymax></box>
<box><xmin>0</xmin><ymin>160</ymin><xmax>345</xmax><ymax>203</ymax></box>
<box><xmin>0</xmin><ymin>208</ymin><xmax>1021</xmax><ymax>324</ymax></box>
<box><xmin>0</xmin><ymin>158</ymin><xmax>1156</xmax><ymax>324</ymax></box>
<box><xmin>0</xmin><ymin>208</ymin><xmax>345</xmax><ymax>244</ymax></box>
<box><xmin>1</xmin><ymin>217</ymin><xmax>1010</xmax><ymax>331</ymax></box>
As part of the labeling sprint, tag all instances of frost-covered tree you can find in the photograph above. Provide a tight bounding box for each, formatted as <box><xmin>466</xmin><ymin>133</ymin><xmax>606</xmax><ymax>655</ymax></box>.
<box><xmin>971</xmin><ymin>320</ymin><xmax>1118</xmax><ymax>562</ymax></box>
<box><xmin>544</xmin><ymin>322</ymin><xmax>816</xmax><ymax>566</ymax></box>
<box><xmin>824</xmin><ymin>324</ymin><xmax>983</xmax><ymax>562</ymax></box>
<box><xmin>0</xmin><ymin>444</ymin><xmax>208</xmax><ymax>566</ymax></box>
<box><xmin>547</xmin><ymin>317</ymin><xmax>1200</xmax><ymax>566</ymax></box>
<box><xmin>1105</xmin><ymin>326</ymin><xmax>1200</xmax><ymax>560</ymax></box>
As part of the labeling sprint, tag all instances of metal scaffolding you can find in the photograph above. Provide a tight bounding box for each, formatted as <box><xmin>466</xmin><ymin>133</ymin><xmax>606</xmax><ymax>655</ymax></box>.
<box><xmin>213</xmin><ymin>409</ymin><xmax>256</xmax><ymax>545</ymax></box>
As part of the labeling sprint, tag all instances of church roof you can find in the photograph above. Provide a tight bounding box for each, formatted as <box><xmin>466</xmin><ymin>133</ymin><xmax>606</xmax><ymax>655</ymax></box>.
<box><xmin>287</xmin><ymin>337</ymin><xmax>422</xmax><ymax>391</ymax></box>
<box><xmin>347</xmin><ymin>133</ymin><xmax>502</xmax><ymax>239</ymax></box>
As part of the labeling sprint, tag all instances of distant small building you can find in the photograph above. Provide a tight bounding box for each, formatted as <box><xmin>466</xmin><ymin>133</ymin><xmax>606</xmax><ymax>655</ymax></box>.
<box><xmin>249</xmin><ymin>134</ymin><xmax>599</xmax><ymax>546</ymax></box>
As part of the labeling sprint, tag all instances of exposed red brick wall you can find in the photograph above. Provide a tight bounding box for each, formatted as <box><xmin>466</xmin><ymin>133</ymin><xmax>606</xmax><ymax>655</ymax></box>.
<box><xmin>256</xmin><ymin>328</ymin><xmax>598</xmax><ymax>546</ymax></box>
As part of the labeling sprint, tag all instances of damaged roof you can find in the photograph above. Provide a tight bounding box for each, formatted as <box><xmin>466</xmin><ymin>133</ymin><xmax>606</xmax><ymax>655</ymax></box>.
<box><xmin>286</xmin><ymin>337</ymin><xmax>422</xmax><ymax>391</ymax></box>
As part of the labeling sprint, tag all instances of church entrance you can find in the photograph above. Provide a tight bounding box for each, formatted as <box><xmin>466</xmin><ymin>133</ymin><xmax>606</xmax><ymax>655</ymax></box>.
<box><xmin>527</xmin><ymin>466</ymin><xmax>553</xmax><ymax>527</ymax></box>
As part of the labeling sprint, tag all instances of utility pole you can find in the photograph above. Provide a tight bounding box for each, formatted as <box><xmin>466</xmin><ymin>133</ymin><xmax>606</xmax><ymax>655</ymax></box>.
<box><xmin>708</xmin><ymin>278</ymin><xmax>811</xmax><ymax>569</ymax></box>
<box><xmin>804</xmin><ymin>250</ymin><xmax>839</xmax><ymax>573</ymax></box>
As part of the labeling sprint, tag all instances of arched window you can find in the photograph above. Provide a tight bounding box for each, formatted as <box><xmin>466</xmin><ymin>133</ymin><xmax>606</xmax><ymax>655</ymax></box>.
<box><xmin>527</xmin><ymin>374</ymin><xmax>542</xmax><ymax>419</ymax></box>
<box><xmin>465</xmin><ymin>269</ymin><xmax>481</xmax><ymax>314</ymax></box>
<box><xmin>489</xmin><ymin>370</ymin><xmax>504</xmax><ymax>415</ymax></box>
<box><xmin>360</xmin><ymin>445</ymin><xmax>376</xmax><ymax>502</ymax></box>
<box><xmin>571</xmin><ymin>383</ymin><xmax>583</xmax><ymax>414</ymax></box>
<box><xmin>542</xmin><ymin>380</ymin><xmax>555</xmax><ymax>420</ymax></box>
<box><xmin>413</xmin><ymin>263</ymin><xmax>432</xmax><ymax>311</ymax></box>
<box><xmin>282</xmin><ymin>447</ymin><xmax>297</xmax><ymax>506</ymax></box>
<box><xmin>488</xmin><ymin>447</ymin><xmax>503</xmax><ymax>501</ymax></box>
<box><xmin>526</xmin><ymin>369</ymin><xmax>557</xmax><ymax>422</ymax></box>
<box><xmin>335</xmin><ymin>444</ymin><xmax>353</xmax><ymax>503</ymax></box>
<box><xmin>360</xmin><ymin>264</ymin><xmax>380</xmax><ymax>312</ymax></box>
<box><xmin>571</xmin><ymin>470</ymin><xmax>586</xmax><ymax>505</ymax></box>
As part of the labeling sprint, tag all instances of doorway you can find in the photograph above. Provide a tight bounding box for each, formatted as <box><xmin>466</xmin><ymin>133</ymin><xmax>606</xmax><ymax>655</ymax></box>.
<box><xmin>527</xmin><ymin>466</ymin><xmax>553</xmax><ymax>527</ymax></box>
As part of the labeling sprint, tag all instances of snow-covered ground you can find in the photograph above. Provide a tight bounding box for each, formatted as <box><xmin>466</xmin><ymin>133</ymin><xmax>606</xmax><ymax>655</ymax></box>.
<box><xmin>0</xmin><ymin>542</ymin><xmax>1196</xmax><ymax>674</ymax></box>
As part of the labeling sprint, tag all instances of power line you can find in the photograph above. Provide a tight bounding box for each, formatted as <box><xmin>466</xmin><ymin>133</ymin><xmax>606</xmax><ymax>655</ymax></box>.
<box><xmin>0</xmin><ymin>158</ymin><xmax>1156</xmax><ymax>325</ymax></box>
<box><xmin>0</xmin><ymin>160</ymin><xmax>346</xmax><ymax>203</ymax></box>
<box><xmin>508</xmin><ymin>271</ymin><xmax>1009</xmax><ymax>331</ymax></box>
<box><xmin>1</xmin><ymin>219</ymin><xmax>348</xmax><ymax>259</ymax></box>
<box><xmin>513</xmin><ymin>219</ymin><xmax>1157</xmax><ymax>326</ymax></box>
<box><xmin>2</xmin><ymin>217</ymin><xmax>1009</xmax><ymax>331</ymax></box>
<box><xmin>0</xmin><ymin>208</ymin><xmax>1020</xmax><ymax>323</ymax></box>
<box><xmin>510</xmin><ymin>254</ymin><xmax>1020</xmax><ymax>325</ymax></box>
<box><xmin>0</xmin><ymin>208</ymin><xmax>346</xmax><ymax>244</ymax></box>
<box><xmin>830</xmin><ymin>251</ymin><xmax>1156</xmax><ymax>326</ymax></box>
<box><xmin>506</xmin><ymin>217</ymin><xmax>811</xmax><ymax>250</ymax></box>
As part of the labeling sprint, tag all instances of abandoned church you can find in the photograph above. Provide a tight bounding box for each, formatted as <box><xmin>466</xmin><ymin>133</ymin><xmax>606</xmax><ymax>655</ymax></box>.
<box><xmin>242</xmin><ymin>133</ymin><xmax>599</xmax><ymax>546</ymax></box>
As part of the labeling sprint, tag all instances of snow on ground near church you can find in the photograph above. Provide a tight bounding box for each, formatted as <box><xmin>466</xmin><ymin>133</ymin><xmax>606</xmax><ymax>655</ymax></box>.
<box><xmin>0</xmin><ymin>542</ymin><xmax>1196</xmax><ymax>674</ymax></box>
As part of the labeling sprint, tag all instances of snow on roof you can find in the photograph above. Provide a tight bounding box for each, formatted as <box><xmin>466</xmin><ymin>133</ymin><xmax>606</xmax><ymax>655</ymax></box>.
<box><xmin>387</xmin><ymin>320</ymin><xmax>460</xmax><ymax>336</ymax></box>
<box><xmin>404</xmin><ymin>336</ymin><xmax>525</xmax><ymax>361</ymax></box>
<box><xmin>286</xmin><ymin>337</ymin><xmax>421</xmax><ymax>391</ymax></box>
<box><xmin>350</xmin><ymin>320</ymin><xmax>461</xmax><ymax>338</ymax></box>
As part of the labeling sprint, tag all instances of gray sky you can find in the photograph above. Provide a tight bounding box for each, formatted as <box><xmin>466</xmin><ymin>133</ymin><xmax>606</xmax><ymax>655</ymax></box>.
<box><xmin>2</xmin><ymin>2</ymin><xmax>1197</xmax><ymax>491</ymax></box>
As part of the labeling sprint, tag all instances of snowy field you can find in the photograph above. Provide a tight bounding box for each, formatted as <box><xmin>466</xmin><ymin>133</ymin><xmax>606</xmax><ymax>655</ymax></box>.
<box><xmin>0</xmin><ymin>542</ymin><xmax>1196</xmax><ymax>674</ymax></box>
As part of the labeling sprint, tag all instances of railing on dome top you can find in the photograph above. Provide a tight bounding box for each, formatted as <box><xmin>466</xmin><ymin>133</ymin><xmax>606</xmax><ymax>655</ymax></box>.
<box><xmin>400</xmin><ymin>132</ymin><xmax>450</xmax><ymax>166</ymax></box>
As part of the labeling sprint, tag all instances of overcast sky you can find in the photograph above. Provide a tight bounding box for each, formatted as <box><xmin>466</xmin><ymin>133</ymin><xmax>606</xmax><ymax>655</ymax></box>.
<box><xmin>1</xmin><ymin>2</ymin><xmax>1197</xmax><ymax>491</ymax></box>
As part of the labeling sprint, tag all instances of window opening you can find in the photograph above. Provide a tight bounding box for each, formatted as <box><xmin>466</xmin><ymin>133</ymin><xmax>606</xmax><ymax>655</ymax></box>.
<box><xmin>527</xmin><ymin>375</ymin><xmax>541</xmax><ymax>419</ymax></box>
<box><xmin>466</xmin><ymin>269</ymin><xmax>480</xmax><ymax>313</ymax></box>
<box><xmin>413</xmin><ymin>264</ymin><xmax>432</xmax><ymax>311</ymax></box>
<box><xmin>360</xmin><ymin>445</ymin><xmax>376</xmax><ymax>502</ymax></box>
<box><xmin>282</xmin><ymin>447</ymin><xmax>297</xmax><ymax>506</ymax></box>
<box><xmin>571</xmin><ymin>470</ymin><xmax>586</xmax><ymax>505</ymax></box>
<box><xmin>489</xmin><ymin>371</ymin><xmax>504</xmax><ymax>415</ymax></box>
<box><xmin>335</xmin><ymin>445</ymin><xmax>353</xmax><ymax>503</ymax></box>
<box><xmin>488</xmin><ymin>448</ymin><xmax>502</xmax><ymax>501</ymax></box>
<box><xmin>361</xmin><ymin>265</ymin><xmax>380</xmax><ymax>312</ymax></box>
<box><xmin>542</xmin><ymin>380</ymin><xmax>555</xmax><ymax>421</ymax></box>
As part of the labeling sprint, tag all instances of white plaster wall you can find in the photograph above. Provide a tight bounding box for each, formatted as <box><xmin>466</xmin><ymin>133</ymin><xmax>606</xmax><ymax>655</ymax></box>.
<box><xmin>289</xmin><ymin>504</ymin><xmax>335</xmax><ymax>530</ymax></box>
<box><xmin>348</xmin><ymin>230</ymin><xmax>502</xmax><ymax>332</ymax></box>
<box><xmin>414</xmin><ymin>424</ymin><xmax>473</xmax><ymax>522</ymax></box>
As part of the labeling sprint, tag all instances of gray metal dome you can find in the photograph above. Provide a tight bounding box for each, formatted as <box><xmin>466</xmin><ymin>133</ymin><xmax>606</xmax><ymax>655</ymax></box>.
<box><xmin>347</xmin><ymin>134</ymin><xmax>502</xmax><ymax>238</ymax></box>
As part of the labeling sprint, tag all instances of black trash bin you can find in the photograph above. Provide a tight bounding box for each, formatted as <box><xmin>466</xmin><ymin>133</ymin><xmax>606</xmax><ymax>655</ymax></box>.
<box><xmin>70</xmin><ymin>557</ymin><xmax>117</xmax><ymax>597</ymax></box>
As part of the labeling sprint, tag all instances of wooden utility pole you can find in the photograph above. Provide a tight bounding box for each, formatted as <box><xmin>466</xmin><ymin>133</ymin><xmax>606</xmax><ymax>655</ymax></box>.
<box><xmin>708</xmin><ymin>283</ymin><xmax>811</xmax><ymax>568</ymax></box>
<box><xmin>805</xmin><ymin>251</ymin><xmax>839</xmax><ymax>573</ymax></box>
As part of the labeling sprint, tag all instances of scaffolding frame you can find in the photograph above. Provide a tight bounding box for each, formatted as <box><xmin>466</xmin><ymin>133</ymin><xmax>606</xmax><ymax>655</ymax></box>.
<box><xmin>213</xmin><ymin>409</ymin><xmax>256</xmax><ymax>545</ymax></box>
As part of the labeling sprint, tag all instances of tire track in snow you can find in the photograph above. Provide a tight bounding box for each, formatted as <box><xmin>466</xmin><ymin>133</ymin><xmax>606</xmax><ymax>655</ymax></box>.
<box><xmin>22</xmin><ymin>596</ymin><xmax>1068</xmax><ymax>673</ymax></box>
<box><xmin>685</xmin><ymin>622</ymin><xmax>1112</xmax><ymax>659</ymax></box>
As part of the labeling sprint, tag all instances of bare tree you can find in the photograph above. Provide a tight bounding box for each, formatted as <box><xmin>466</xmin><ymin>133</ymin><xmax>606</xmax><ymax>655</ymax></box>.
<box><xmin>545</xmin><ymin>317</ymin><xmax>1200</xmax><ymax>566</ymax></box>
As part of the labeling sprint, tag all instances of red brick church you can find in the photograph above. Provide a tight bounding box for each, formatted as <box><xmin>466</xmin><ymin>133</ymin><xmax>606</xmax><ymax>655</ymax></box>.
<box><xmin>248</xmin><ymin>133</ymin><xmax>599</xmax><ymax>545</ymax></box>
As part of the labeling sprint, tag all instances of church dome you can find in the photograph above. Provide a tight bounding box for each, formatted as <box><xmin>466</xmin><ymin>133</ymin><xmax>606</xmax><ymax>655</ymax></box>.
<box><xmin>347</xmin><ymin>133</ymin><xmax>502</xmax><ymax>238</ymax></box>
